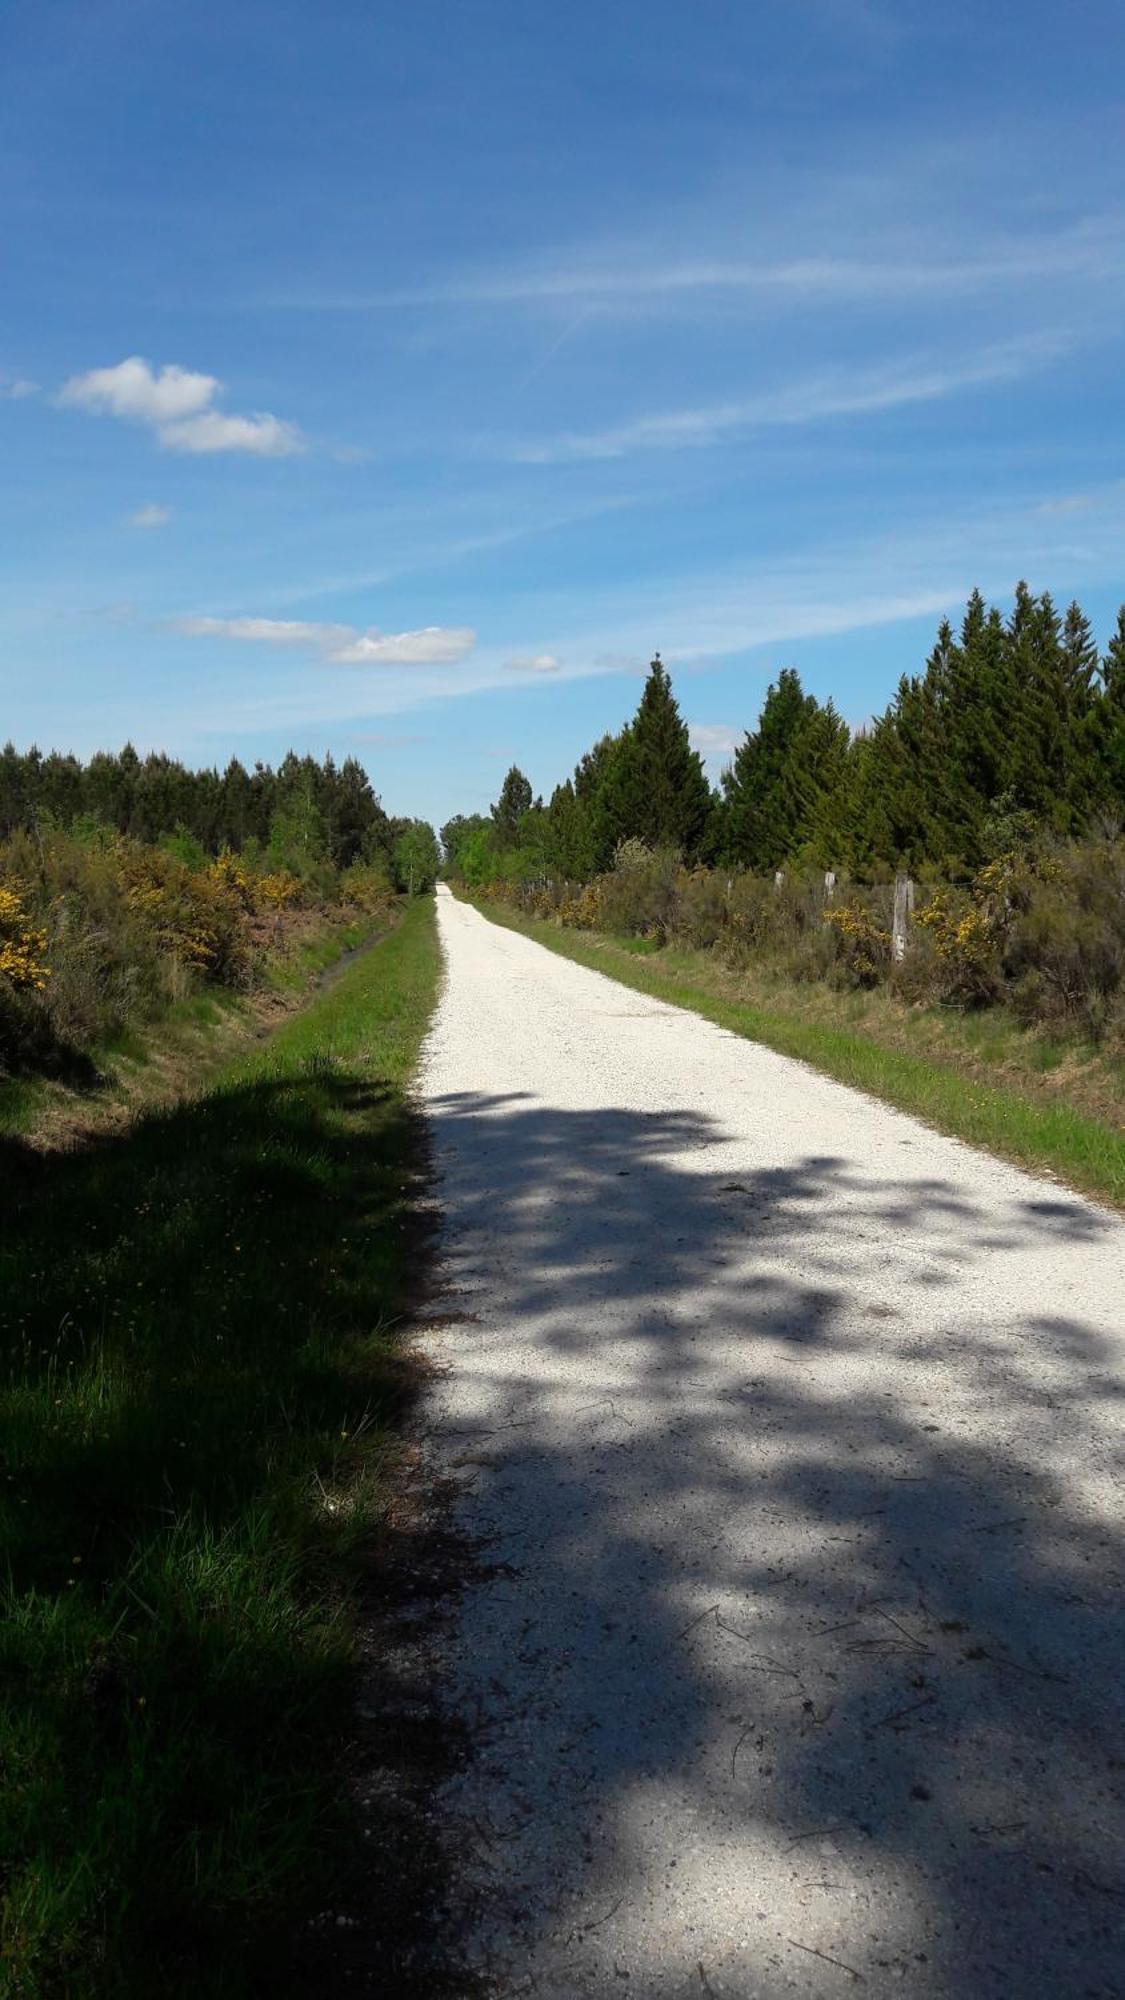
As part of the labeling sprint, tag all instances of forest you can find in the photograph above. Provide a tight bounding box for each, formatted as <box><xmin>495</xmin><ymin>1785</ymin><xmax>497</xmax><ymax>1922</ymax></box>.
<box><xmin>444</xmin><ymin>585</ymin><xmax>1125</xmax><ymax>885</ymax></box>
<box><xmin>0</xmin><ymin>745</ymin><xmax>440</xmax><ymax>1081</ymax></box>
<box><xmin>445</xmin><ymin>585</ymin><xmax>1125</xmax><ymax>1050</ymax></box>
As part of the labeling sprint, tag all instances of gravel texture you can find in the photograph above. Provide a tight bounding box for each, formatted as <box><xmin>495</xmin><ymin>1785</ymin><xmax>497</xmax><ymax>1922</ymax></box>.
<box><xmin>418</xmin><ymin>887</ymin><xmax>1125</xmax><ymax>1998</ymax></box>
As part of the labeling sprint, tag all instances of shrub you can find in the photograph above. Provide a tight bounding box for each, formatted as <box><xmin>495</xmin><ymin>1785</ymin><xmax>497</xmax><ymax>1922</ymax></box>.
<box><xmin>256</xmin><ymin>868</ymin><xmax>304</xmax><ymax>910</ymax></box>
<box><xmin>596</xmin><ymin>840</ymin><xmax>681</xmax><ymax>940</ymax></box>
<box><xmin>822</xmin><ymin>900</ymin><xmax>891</xmax><ymax>987</ymax></box>
<box><xmin>718</xmin><ymin>874</ymin><xmax>778</xmax><ymax>968</ymax></box>
<box><xmin>914</xmin><ymin>887</ymin><xmax>1000</xmax><ymax>1005</ymax></box>
<box><xmin>0</xmin><ymin>885</ymin><xmax>49</xmax><ymax>991</ymax></box>
<box><xmin>338</xmin><ymin>861</ymin><xmax>392</xmax><ymax>913</ymax></box>
<box><xmin>1002</xmin><ymin>842</ymin><xmax>1125</xmax><ymax>1038</ymax></box>
<box><xmin>668</xmin><ymin>869</ymin><xmax>728</xmax><ymax>949</ymax></box>
<box><xmin>558</xmin><ymin>881</ymin><xmax>603</xmax><ymax>929</ymax></box>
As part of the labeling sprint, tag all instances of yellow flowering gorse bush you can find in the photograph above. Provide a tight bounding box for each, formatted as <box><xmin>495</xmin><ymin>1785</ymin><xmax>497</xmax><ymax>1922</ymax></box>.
<box><xmin>822</xmin><ymin>900</ymin><xmax>890</xmax><ymax>986</ymax></box>
<box><xmin>0</xmin><ymin>885</ymin><xmax>50</xmax><ymax>990</ymax></box>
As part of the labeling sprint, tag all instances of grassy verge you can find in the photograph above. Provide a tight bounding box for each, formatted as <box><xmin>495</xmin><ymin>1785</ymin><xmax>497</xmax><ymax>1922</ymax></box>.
<box><xmin>0</xmin><ymin>894</ymin><xmax>442</xmax><ymax>1995</ymax></box>
<box><xmin>0</xmin><ymin>905</ymin><xmax>394</xmax><ymax>1146</ymax></box>
<box><xmin>468</xmin><ymin>897</ymin><xmax>1125</xmax><ymax>1210</ymax></box>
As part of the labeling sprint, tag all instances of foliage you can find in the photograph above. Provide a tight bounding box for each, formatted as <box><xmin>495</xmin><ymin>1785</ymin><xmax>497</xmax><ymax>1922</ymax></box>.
<box><xmin>456</xmin><ymin>589</ymin><xmax>1125</xmax><ymax>892</ymax></box>
<box><xmin>391</xmin><ymin>820</ymin><xmax>441</xmax><ymax>895</ymax></box>
<box><xmin>491</xmin><ymin>765</ymin><xmax>534</xmax><ymax>836</ymax></box>
<box><xmin>0</xmin><ymin>886</ymin><xmax>49</xmax><ymax>991</ymax></box>
<box><xmin>474</xmin><ymin>828</ymin><xmax>1125</xmax><ymax>1039</ymax></box>
<box><xmin>914</xmin><ymin>888</ymin><xmax>1000</xmax><ymax>1005</ymax></box>
<box><xmin>0</xmin><ymin>815</ymin><xmax>402</xmax><ymax>1080</ymax></box>
<box><xmin>822</xmin><ymin>900</ymin><xmax>892</xmax><ymax>987</ymax></box>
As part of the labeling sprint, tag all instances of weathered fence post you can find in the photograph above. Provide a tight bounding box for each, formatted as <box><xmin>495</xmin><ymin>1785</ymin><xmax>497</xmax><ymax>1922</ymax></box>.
<box><xmin>892</xmin><ymin>873</ymin><xmax>914</xmax><ymax>962</ymax></box>
<box><xmin>823</xmin><ymin>870</ymin><xmax>836</xmax><ymax>902</ymax></box>
<box><xmin>774</xmin><ymin>869</ymin><xmax>785</xmax><ymax>894</ymax></box>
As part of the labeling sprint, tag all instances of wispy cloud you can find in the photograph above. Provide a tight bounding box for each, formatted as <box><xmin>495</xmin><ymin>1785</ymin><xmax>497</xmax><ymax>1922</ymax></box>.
<box><xmin>503</xmin><ymin>335</ymin><xmax>1071</xmax><ymax>462</ymax></box>
<box><xmin>59</xmin><ymin>357</ymin><xmax>303</xmax><ymax>456</ymax></box>
<box><xmin>173</xmin><ymin>614</ymin><xmax>475</xmax><ymax>666</ymax></box>
<box><xmin>504</xmin><ymin>653</ymin><xmax>561</xmax><ymax>674</ymax></box>
<box><xmin>1</xmin><ymin>376</ymin><xmax>38</xmax><ymax>400</ymax></box>
<box><xmin>267</xmin><ymin>216</ymin><xmax>1125</xmax><ymax>314</ymax></box>
<box><xmin>129</xmin><ymin>501</ymin><xmax>172</xmax><ymax>529</ymax></box>
<box><xmin>689</xmin><ymin>721</ymin><xmax>740</xmax><ymax>765</ymax></box>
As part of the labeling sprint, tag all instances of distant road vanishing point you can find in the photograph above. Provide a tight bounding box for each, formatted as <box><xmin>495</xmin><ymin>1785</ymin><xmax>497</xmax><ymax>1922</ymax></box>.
<box><xmin>419</xmin><ymin>884</ymin><xmax>1124</xmax><ymax>1998</ymax></box>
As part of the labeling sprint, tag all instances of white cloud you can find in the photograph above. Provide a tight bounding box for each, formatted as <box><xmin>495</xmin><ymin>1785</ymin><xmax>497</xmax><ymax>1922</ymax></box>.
<box><xmin>504</xmin><ymin>652</ymin><xmax>561</xmax><ymax>674</ymax></box>
<box><xmin>689</xmin><ymin>722</ymin><xmax>740</xmax><ymax>763</ymax></box>
<box><xmin>1</xmin><ymin>377</ymin><xmax>38</xmax><ymax>400</ymax></box>
<box><xmin>332</xmin><ymin>626</ymin><xmax>475</xmax><ymax>665</ymax></box>
<box><xmin>174</xmin><ymin>614</ymin><xmax>475</xmax><ymax>667</ymax></box>
<box><xmin>506</xmin><ymin>335</ymin><xmax>1070</xmax><ymax>463</ymax></box>
<box><xmin>159</xmin><ymin>410</ymin><xmax>302</xmax><ymax>456</ymax></box>
<box><xmin>129</xmin><ymin>502</ymin><xmax>172</xmax><ymax>529</ymax></box>
<box><xmin>58</xmin><ymin>356</ymin><xmax>303</xmax><ymax>456</ymax></box>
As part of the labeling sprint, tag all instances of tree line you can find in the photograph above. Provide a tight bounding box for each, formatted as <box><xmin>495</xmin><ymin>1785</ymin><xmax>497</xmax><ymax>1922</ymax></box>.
<box><xmin>0</xmin><ymin>742</ymin><xmax>440</xmax><ymax>891</ymax></box>
<box><xmin>443</xmin><ymin>585</ymin><xmax>1125</xmax><ymax>883</ymax></box>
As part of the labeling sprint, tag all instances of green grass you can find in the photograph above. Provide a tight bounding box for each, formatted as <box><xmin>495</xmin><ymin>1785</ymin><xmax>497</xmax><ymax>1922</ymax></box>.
<box><xmin>471</xmin><ymin>899</ymin><xmax>1125</xmax><ymax>1210</ymax></box>
<box><xmin>0</xmin><ymin>895</ymin><xmax>442</xmax><ymax>1996</ymax></box>
<box><xmin>0</xmin><ymin>908</ymin><xmax>392</xmax><ymax>1146</ymax></box>
<box><xmin>265</xmin><ymin>914</ymin><xmax>384</xmax><ymax>991</ymax></box>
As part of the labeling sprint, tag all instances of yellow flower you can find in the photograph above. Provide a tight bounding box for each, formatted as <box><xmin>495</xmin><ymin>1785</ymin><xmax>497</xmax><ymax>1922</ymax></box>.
<box><xmin>0</xmin><ymin>885</ymin><xmax>50</xmax><ymax>989</ymax></box>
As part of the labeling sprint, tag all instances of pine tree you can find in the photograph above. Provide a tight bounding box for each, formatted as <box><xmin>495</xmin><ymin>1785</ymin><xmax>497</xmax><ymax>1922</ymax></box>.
<box><xmin>492</xmin><ymin>765</ymin><xmax>533</xmax><ymax>837</ymax></box>
<box><xmin>615</xmin><ymin>655</ymin><xmax>714</xmax><ymax>858</ymax></box>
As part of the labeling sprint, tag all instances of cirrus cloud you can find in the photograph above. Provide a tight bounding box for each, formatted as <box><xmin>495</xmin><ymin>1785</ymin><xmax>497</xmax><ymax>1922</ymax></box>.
<box><xmin>129</xmin><ymin>501</ymin><xmax>172</xmax><ymax>529</ymax></box>
<box><xmin>59</xmin><ymin>356</ymin><xmax>303</xmax><ymax>456</ymax></box>
<box><xmin>173</xmin><ymin>613</ymin><xmax>475</xmax><ymax>667</ymax></box>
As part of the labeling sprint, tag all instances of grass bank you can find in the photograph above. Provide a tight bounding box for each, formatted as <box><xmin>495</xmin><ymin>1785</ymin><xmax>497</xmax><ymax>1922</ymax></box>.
<box><xmin>0</xmin><ymin>905</ymin><xmax>392</xmax><ymax>1147</ymax></box>
<box><xmin>0</xmin><ymin>894</ymin><xmax>441</xmax><ymax>1995</ymax></box>
<box><xmin>468</xmin><ymin>897</ymin><xmax>1125</xmax><ymax>1210</ymax></box>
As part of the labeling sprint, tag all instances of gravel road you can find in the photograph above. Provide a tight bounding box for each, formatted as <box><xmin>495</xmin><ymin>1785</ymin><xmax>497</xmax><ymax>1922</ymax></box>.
<box><xmin>418</xmin><ymin>887</ymin><xmax>1125</xmax><ymax>1998</ymax></box>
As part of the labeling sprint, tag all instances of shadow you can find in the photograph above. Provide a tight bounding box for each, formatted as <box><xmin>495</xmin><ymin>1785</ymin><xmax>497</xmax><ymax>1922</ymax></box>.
<box><xmin>0</xmin><ymin>1068</ymin><xmax>472</xmax><ymax>1996</ymax></box>
<box><xmin>422</xmin><ymin>1091</ymin><xmax>1125</xmax><ymax>1996</ymax></box>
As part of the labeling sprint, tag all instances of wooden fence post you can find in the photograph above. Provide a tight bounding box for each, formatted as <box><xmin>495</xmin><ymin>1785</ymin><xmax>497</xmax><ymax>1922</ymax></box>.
<box><xmin>892</xmin><ymin>873</ymin><xmax>914</xmax><ymax>962</ymax></box>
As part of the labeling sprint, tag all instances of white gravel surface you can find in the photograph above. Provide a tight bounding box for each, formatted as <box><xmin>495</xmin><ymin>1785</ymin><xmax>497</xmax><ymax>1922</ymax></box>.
<box><xmin>419</xmin><ymin>887</ymin><xmax>1125</xmax><ymax>1998</ymax></box>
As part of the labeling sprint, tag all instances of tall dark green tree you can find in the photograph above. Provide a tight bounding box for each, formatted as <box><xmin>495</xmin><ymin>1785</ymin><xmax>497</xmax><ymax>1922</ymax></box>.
<box><xmin>1102</xmin><ymin>608</ymin><xmax>1125</xmax><ymax>813</ymax></box>
<box><xmin>720</xmin><ymin>669</ymin><xmax>850</xmax><ymax>868</ymax></box>
<box><xmin>609</xmin><ymin>656</ymin><xmax>714</xmax><ymax>859</ymax></box>
<box><xmin>492</xmin><ymin>765</ymin><xmax>534</xmax><ymax>837</ymax></box>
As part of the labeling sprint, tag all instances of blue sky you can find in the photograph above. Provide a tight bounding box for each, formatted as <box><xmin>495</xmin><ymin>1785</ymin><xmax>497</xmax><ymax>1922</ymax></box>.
<box><xmin>2</xmin><ymin>0</ymin><xmax>1125</xmax><ymax>825</ymax></box>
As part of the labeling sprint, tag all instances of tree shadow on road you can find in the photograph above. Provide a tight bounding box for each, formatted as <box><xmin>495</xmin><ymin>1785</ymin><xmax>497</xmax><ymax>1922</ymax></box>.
<box><xmin>424</xmin><ymin>1091</ymin><xmax>1124</xmax><ymax>1996</ymax></box>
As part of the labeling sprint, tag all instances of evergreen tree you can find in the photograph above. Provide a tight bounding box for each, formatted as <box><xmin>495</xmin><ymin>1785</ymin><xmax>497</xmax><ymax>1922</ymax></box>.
<box><xmin>326</xmin><ymin>755</ymin><xmax>386</xmax><ymax>868</ymax></box>
<box><xmin>492</xmin><ymin>765</ymin><xmax>534</xmax><ymax>837</ymax></box>
<box><xmin>720</xmin><ymin>670</ymin><xmax>850</xmax><ymax>868</ymax></box>
<box><xmin>1101</xmin><ymin>607</ymin><xmax>1125</xmax><ymax>814</ymax></box>
<box><xmin>612</xmin><ymin>655</ymin><xmax>713</xmax><ymax>858</ymax></box>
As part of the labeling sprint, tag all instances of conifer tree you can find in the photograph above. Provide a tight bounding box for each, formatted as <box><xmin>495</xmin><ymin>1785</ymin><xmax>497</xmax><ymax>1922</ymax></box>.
<box><xmin>1101</xmin><ymin>607</ymin><xmax>1125</xmax><ymax>814</ymax></box>
<box><xmin>606</xmin><ymin>655</ymin><xmax>714</xmax><ymax>858</ymax></box>
<box><xmin>492</xmin><ymin>765</ymin><xmax>534</xmax><ymax>837</ymax></box>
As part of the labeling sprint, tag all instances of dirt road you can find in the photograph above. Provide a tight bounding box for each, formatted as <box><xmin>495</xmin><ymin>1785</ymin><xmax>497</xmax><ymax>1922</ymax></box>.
<box><xmin>419</xmin><ymin>887</ymin><xmax>1124</xmax><ymax>1997</ymax></box>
